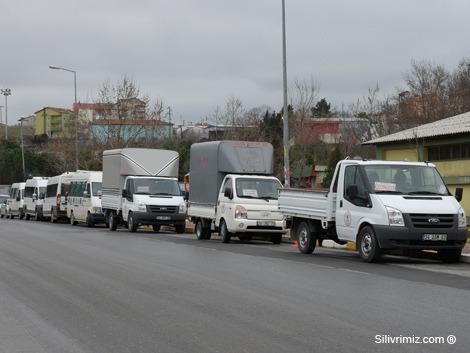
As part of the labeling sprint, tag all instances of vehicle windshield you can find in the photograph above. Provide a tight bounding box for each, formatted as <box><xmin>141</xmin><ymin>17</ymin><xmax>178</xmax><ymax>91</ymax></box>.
<box><xmin>92</xmin><ymin>182</ymin><xmax>102</xmax><ymax>196</ymax></box>
<box><xmin>363</xmin><ymin>165</ymin><xmax>450</xmax><ymax>195</ymax></box>
<box><xmin>39</xmin><ymin>187</ymin><xmax>46</xmax><ymax>196</ymax></box>
<box><xmin>235</xmin><ymin>178</ymin><xmax>282</xmax><ymax>200</ymax></box>
<box><xmin>131</xmin><ymin>178</ymin><xmax>181</xmax><ymax>196</ymax></box>
<box><xmin>0</xmin><ymin>195</ymin><xmax>8</xmax><ymax>204</ymax></box>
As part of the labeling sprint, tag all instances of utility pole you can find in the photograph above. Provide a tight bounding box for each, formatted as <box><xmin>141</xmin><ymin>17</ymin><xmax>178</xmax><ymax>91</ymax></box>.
<box><xmin>1</xmin><ymin>89</ymin><xmax>11</xmax><ymax>140</ymax></box>
<box><xmin>168</xmin><ymin>106</ymin><xmax>172</xmax><ymax>139</ymax></box>
<box><xmin>281</xmin><ymin>0</ymin><xmax>290</xmax><ymax>187</ymax></box>
<box><xmin>0</xmin><ymin>105</ymin><xmax>3</xmax><ymax>139</ymax></box>
<box><xmin>19</xmin><ymin>117</ymin><xmax>26</xmax><ymax>178</ymax></box>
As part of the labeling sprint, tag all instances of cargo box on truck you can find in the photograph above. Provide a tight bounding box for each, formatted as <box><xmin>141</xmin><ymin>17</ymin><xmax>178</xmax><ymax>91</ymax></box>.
<box><xmin>188</xmin><ymin>141</ymin><xmax>287</xmax><ymax>243</ymax></box>
<box><xmin>102</xmin><ymin>148</ymin><xmax>187</xmax><ymax>233</ymax></box>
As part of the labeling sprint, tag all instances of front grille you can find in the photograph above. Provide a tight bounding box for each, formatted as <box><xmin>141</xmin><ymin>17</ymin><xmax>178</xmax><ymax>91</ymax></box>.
<box><xmin>408</xmin><ymin>214</ymin><xmax>455</xmax><ymax>228</ymax></box>
<box><xmin>147</xmin><ymin>205</ymin><xmax>178</xmax><ymax>214</ymax></box>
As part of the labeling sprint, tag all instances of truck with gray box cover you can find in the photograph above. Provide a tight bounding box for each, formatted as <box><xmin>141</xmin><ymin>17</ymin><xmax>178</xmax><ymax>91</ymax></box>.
<box><xmin>102</xmin><ymin>148</ymin><xmax>187</xmax><ymax>233</ymax></box>
<box><xmin>188</xmin><ymin>141</ymin><xmax>287</xmax><ymax>243</ymax></box>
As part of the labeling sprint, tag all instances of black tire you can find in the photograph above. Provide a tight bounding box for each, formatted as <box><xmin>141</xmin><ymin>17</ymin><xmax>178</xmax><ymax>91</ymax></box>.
<box><xmin>358</xmin><ymin>226</ymin><xmax>382</xmax><ymax>262</ymax></box>
<box><xmin>271</xmin><ymin>234</ymin><xmax>282</xmax><ymax>244</ymax></box>
<box><xmin>86</xmin><ymin>213</ymin><xmax>94</xmax><ymax>228</ymax></box>
<box><xmin>25</xmin><ymin>212</ymin><xmax>31</xmax><ymax>221</ymax></box>
<box><xmin>175</xmin><ymin>223</ymin><xmax>186</xmax><ymax>234</ymax></box>
<box><xmin>195</xmin><ymin>220</ymin><xmax>205</xmax><ymax>240</ymax></box>
<box><xmin>109</xmin><ymin>212</ymin><xmax>117</xmax><ymax>231</ymax></box>
<box><xmin>296</xmin><ymin>222</ymin><xmax>316</xmax><ymax>254</ymax></box>
<box><xmin>219</xmin><ymin>220</ymin><xmax>232</xmax><ymax>243</ymax></box>
<box><xmin>438</xmin><ymin>248</ymin><xmax>462</xmax><ymax>263</ymax></box>
<box><xmin>19</xmin><ymin>211</ymin><xmax>25</xmax><ymax>220</ymax></box>
<box><xmin>152</xmin><ymin>225</ymin><xmax>161</xmax><ymax>232</ymax></box>
<box><xmin>70</xmin><ymin>212</ymin><xmax>78</xmax><ymax>226</ymax></box>
<box><xmin>127</xmin><ymin>212</ymin><xmax>138</xmax><ymax>233</ymax></box>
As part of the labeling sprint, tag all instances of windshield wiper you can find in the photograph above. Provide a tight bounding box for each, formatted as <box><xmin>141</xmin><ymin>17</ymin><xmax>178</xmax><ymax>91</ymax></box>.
<box><xmin>407</xmin><ymin>191</ymin><xmax>445</xmax><ymax>195</ymax></box>
<box><xmin>374</xmin><ymin>190</ymin><xmax>404</xmax><ymax>194</ymax></box>
<box><xmin>134</xmin><ymin>192</ymin><xmax>151</xmax><ymax>195</ymax></box>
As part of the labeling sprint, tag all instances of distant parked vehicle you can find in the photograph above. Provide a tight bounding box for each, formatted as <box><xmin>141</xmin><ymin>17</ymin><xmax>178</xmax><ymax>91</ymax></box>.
<box><xmin>8</xmin><ymin>182</ymin><xmax>26</xmax><ymax>219</ymax></box>
<box><xmin>67</xmin><ymin>171</ymin><xmax>105</xmax><ymax>227</ymax></box>
<box><xmin>23</xmin><ymin>177</ymin><xmax>48</xmax><ymax>221</ymax></box>
<box><xmin>0</xmin><ymin>194</ymin><xmax>9</xmax><ymax>218</ymax></box>
<box><xmin>43</xmin><ymin>172</ymin><xmax>76</xmax><ymax>222</ymax></box>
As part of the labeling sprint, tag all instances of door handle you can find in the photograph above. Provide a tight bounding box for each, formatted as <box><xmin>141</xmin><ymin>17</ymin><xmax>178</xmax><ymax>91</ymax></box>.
<box><xmin>340</xmin><ymin>200</ymin><xmax>343</xmax><ymax>208</ymax></box>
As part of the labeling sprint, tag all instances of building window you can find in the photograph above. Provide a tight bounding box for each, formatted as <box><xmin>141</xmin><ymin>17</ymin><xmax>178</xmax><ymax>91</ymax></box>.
<box><xmin>428</xmin><ymin>142</ymin><xmax>470</xmax><ymax>161</ymax></box>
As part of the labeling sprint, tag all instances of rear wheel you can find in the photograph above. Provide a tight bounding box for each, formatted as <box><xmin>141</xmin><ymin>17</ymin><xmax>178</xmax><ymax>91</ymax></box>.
<box><xmin>296</xmin><ymin>222</ymin><xmax>316</xmax><ymax>254</ymax></box>
<box><xmin>358</xmin><ymin>226</ymin><xmax>382</xmax><ymax>262</ymax></box>
<box><xmin>195</xmin><ymin>220</ymin><xmax>204</xmax><ymax>240</ymax></box>
<box><xmin>127</xmin><ymin>212</ymin><xmax>138</xmax><ymax>233</ymax></box>
<box><xmin>220</xmin><ymin>220</ymin><xmax>232</xmax><ymax>243</ymax></box>
<box><xmin>438</xmin><ymin>248</ymin><xmax>462</xmax><ymax>263</ymax></box>
<box><xmin>175</xmin><ymin>223</ymin><xmax>186</xmax><ymax>234</ymax></box>
<box><xmin>86</xmin><ymin>213</ymin><xmax>94</xmax><ymax>228</ymax></box>
<box><xmin>109</xmin><ymin>212</ymin><xmax>117</xmax><ymax>231</ymax></box>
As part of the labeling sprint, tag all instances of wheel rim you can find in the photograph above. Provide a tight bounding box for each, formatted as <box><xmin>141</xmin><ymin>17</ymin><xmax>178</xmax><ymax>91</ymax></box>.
<box><xmin>110</xmin><ymin>214</ymin><xmax>114</xmax><ymax>228</ymax></box>
<box><xmin>129</xmin><ymin>216</ymin><xmax>133</xmax><ymax>230</ymax></box>
<box><xmin>221</xmin><ymin>222</ymin><xmax>226</xmax><ymax>238</ymax></box>
<box><xmin>299</xmin><ymin>226</ymin><xmax>308</xmax><ymax>248</ymax></box>
<box><xmin>196</xmin><ymin>222</ymin><xmax>202</xmax><ymax>238</ymax></box>
<box><xmin>361</xmin><ymin>233</ymin><xmax>373</xmax><ymax>256</ymax></box>
<box><xmin>70</xmin><ymin>214</ymin><xmax>74</xmax><ymax>224</ymax></box>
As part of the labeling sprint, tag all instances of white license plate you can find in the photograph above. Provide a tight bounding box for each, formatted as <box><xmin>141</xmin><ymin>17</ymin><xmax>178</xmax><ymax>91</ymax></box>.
<box><xmin>257</xmin><ymin>220</ymin><xmax>276</xmax><ymax>227</ymax></box>
<box><xmin>422</xmin><ymin>234</ymin><xmax>447</xmax><ymax>241</ymax></box>
<box><xmin>156</xmin><ymin>216</ymin><xmax>171</xmax><ymax>220</ymax></box>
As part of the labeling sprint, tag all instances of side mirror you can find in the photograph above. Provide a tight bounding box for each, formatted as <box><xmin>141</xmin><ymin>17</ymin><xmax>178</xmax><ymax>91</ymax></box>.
<box><xmin>83</xmin><ymin>190</ymin><xmax>89</xmax><ymax>198</ymax></box>
<box><xmin>33</xmin><ymin>193</ymin><xmax>38</xmax><ymax>201</ymax></box>
<box><xmin>224</xmin><ymin>187</ymin><xmax>233</xmax><ymax>200</ymax></box>
<box><xmin>455</xmin><ymin>187</ymin><xmax>463</xmax><ymax>202</ymax></box>
<box><xmin>346</xmin><ymin>185</ymin><xmax>358</xmax><ymax>200</ymax></box>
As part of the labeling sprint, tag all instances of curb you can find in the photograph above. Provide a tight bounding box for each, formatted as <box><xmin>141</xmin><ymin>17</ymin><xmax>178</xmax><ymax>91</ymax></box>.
<box><xmin>460</xmin><ymin>254</ymin><xmax>470</xmax><ymax>264</ymax></box>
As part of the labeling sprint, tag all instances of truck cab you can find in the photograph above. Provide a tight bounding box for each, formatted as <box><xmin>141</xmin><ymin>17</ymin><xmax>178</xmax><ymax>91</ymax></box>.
<box><xmin>8</xmin><ymin>182</ymin><xmax>26</xmax><ymax>219</ymax></box>
<box><xmin>215</xmin><ymin>174</ymin><xmax>286</xmax><ymax>242</ymax></box>
<box><xmin>24</xmin><ymin>177</ymin><xmax>48</xmax><ymax>220</ymax></box>
<box><xmin>279</xmin><ymin>159</ymin><xmax>468</xmax><ymax>263</ymax></box>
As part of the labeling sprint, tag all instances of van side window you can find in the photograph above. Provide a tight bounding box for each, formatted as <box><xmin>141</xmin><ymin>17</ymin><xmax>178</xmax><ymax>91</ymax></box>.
<box><xmin>47</xmin><ymin>184</ymin><xmax>58</xmax><ymax>198</ymax></box>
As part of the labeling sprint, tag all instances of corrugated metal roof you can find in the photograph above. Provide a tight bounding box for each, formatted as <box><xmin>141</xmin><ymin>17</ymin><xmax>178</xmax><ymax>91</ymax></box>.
<box><xmin>364</xmin><ymin>110</ymin><xmax>470</xmax><ymax>145</ymax></box>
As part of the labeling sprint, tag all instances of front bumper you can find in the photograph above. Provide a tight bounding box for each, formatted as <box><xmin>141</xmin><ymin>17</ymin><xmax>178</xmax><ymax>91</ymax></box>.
<box><xmin>374</xmin><ymin>225</ymin><xmax>467</xmax><ymax>250</ymax></box>
<box><xmin>132</xmin><ymin>212</ymin><xmax>186</xmax><ymax>226</ymax></box>
<box><xmin>230</xmin><ymin>219</ymin><xmax>287</xmax><ymax>234</ymax></box>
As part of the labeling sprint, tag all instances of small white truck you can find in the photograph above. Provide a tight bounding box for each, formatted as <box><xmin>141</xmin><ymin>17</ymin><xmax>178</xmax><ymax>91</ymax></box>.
<box><xmin>279</xmin><ymin>159</ymin><xmax>468</xmax><ymax>263</ymax></box>
<box><xmin>188</xmin><ymin>141</ymin><xmax>287</xmax><ymax>243</ymax></box>
<box><xmin>23</xmin><ymin>177</ymin><xmax>48</xmax><ymax>221</ymax></box>
<box><xmin>102</xmin><ymin>148</ymin><xmax>187</xmax><ymax>233</ymax></box>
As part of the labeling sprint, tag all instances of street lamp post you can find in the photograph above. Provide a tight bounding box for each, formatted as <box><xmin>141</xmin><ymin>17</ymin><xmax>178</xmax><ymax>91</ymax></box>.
<box><xmin>281</xmin><ymin>0</ymin><xmax>290</xmax><ymax>187</ymax></box>
<box><xmin>1</xmin><ymin>88</ymin><xmax>11</xmax><ymax>140</ymax></box>
<box><xmin>18</xmin><ymin>116</ymin><xmax>27</xmax><ymax>178</ymax></box>
<box><xmin>49</xmin><ymin>65</ymin><xmax>78</xmax><ymax>171</ymax></box>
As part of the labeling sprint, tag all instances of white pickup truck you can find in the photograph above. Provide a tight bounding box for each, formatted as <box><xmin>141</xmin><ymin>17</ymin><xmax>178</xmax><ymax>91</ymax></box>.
<box><xmin>279</xmin><ymin>159</ymin><xmax>468</xmax><ymax>262</ymax></box>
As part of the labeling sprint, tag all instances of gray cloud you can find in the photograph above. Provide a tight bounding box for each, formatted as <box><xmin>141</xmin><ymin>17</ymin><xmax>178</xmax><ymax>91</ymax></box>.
<box><xmin>1</xmin><ymin>0</ymin><xmax>469</xmax><ymax>124</ymax></box>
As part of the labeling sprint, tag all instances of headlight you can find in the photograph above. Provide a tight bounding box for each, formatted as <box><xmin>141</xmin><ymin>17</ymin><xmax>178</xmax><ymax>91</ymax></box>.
<box><xmin>458</xmin><ymin>207</ymin><xmax>467</xmax><ymax>228</ymax></box>
<box><xmin>235</xmin><ymin>205</ymin><xmax>248</xmax><ymax>219</ymax></box>
<box><xmin>137</xmin><ymin>203</ymin><xmax>147</xmax><ymax>212</ymax></box>
<box><xmin>179</xmin><ymin>202</ymin><xmax>187</xmax><ymax>214</ymax></box>
<box><xmin>93</xmin><ymin>207</ymin><xmax>102</xmax><ymax>214</ymax></box>
<box><xmin>385</xmin><ymin>206</ymin><xmax>405</xmax><ymax>227</ymax></box>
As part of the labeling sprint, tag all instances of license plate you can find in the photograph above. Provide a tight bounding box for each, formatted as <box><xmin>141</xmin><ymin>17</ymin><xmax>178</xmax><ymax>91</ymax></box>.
<box><xmin>156</xmin><ymin>216</ymin><xmax>171</xmax><ymax>220</ymax></box>
<box><xmin>257</xmin><ymin>220</ymin><xmax>275</xmax><ymax>227</ymax></box>
<box><xmin>422</xmin><ymin>234</ymin><xmax>447</xmax><ymax>241</ymax></box>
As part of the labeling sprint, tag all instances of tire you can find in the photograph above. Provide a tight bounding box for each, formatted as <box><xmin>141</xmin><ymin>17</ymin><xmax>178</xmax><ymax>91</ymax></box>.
<box><xmin>219</xmin><ymin>220</ymin><xmax>232</xmax><ymax>243</ymax></box>
<box><xmin>296</xmin><ymin>222</ymin><xmax>316</xmax><ymax>254</ymax></box>
<box><xmin>152</xmin><ymin>225</ymin><xmax>161</xmax><ymax>232</ymax></box>
<box><xmin>127</xmin><ymin>212</ymin><xmax>138</xmax><ymax>233</ymax></box>
<box><xmin>34</xmin><ymin>209</ymin><xmax>42</xmax><ymax>222</ymax></box>
<box><xmin>438</xmin><ymin>248</ymin><xmax>462</xmax><ymax>263</ymax></box>
<box><xmin>271</xmin><ymin>234</ymin><xmax>282</xmax><ymax>244</ymax></box>
<box><xmin>70</xmin><ymin>212</ymin><xmax>78</xmax><ymax>226</ymax></box>
<box><xmin>175</xmin><ymin>223</ymin><xmax>186</xmax><ymax>234</ymax></box>
<box><xmin>358</xmin><ymin>226</ymin><xmax>382</xmax><ymax>262</ymax></box>
<box><xmin>25</xmin><ymin>212</ymin><xmax>31</xmax><ymax>221</ymax></box>
<box><xmin>109</xmin><ymin>212</ymin><xmax>117</xmax><ymax>231</ymax></box>
<box><xmin>86</xmin><ymin>213</ymin><xmax>94</xmax><ymax>228</ymax></box>
<box><xmin>19</xmin><ymin>211</ymin><xmax>24</xmax><ymax>220</ymax></box>
<box><xmin>195</xmin><ymin>220</ymin><xmax>210</xmax><ymax>240</ymax></box>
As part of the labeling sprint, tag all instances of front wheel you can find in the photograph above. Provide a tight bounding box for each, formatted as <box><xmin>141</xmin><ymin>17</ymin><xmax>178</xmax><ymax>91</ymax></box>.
<box><xmin>438</xmin><ymin>248</ymin><xmax>462</xmax><ymax>263</ymax></box>
<box><xmin>296</xmin><ymin>222</ymin><xmax>316</xmax><ymax>254</ymax></box>
<box><xmin>219</xmin><ymin>220</ymin><xmax>232</xmax><ymax>243</ymax></box>
<box><xmin>109</xmin><ymin>212</ymin><xmax>118</xmax><ymax>231</ymax></box>
<box><xmin>358</xmin><ymin>226</ymin><xmax>382</xmax><ymax>262</ymax></box>
<box><xmin>127</xmin><ymin>212</ymin><xmax>138</xmax><ymax>233</ymax></box>
<box><xmin>25</xmin><ymin>212</ymin><xmax>31</xmax><ymax>221</ymax></box>
<box><xmin>86</xmin><ymin>213</ymin><xmax>94</xmax><ymax>228</ymax></box>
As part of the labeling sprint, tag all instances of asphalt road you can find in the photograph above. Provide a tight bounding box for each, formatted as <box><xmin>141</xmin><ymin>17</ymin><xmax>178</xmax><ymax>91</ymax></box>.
<box><xmin>0</xmin><ymin>219</ymin><xmax>469</xmax><ymax>353</ymax></box>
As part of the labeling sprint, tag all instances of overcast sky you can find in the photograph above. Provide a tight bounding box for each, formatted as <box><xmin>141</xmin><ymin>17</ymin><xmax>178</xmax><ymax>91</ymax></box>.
<box><xmin>1</xmin><ymin>0</ymin><xmax>469</xmax><ymax>125</ymax></box>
